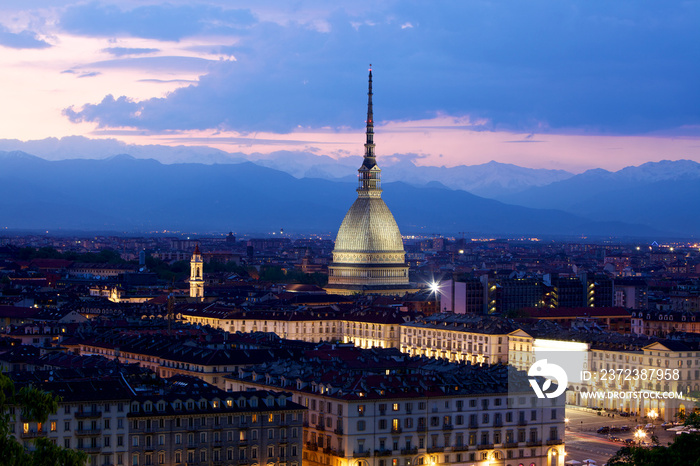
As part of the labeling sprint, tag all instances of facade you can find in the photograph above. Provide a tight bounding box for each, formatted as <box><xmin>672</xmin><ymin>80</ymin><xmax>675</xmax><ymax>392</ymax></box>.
<box><xmin>325</xmin><ymin>70</ymin><xmax>414</xmax><ymax>296</ymax></box>
<box><xmin>179</xmin><ymin>306</ymin><xmax>408</xmax><ymax>349</ymax></box>
<box><xmin>225</xmin><ymin>347</ymin><xmax>566</xmax><ymax>466</ymax></box>
<box><xmin>9</xmin><ymin>378</ymin><xmax>132</xmax><ymax>466</ymax></box>
<box><xmin>190</xmin><ymin>244</ymin><xmax>204</xmax><ymax>301</ymax></box>
<box><xmin>128</xmin><ymin>378</ymin><xmax>304</xmax><ymax>466</ymax></box>
<box><xmin>631</xmin><ymin>309</ymin><xmax>700</xmax><ymax>336</ymax></box>
<box><xmin>400</xmin><ymin>315</ymin><xmax>521</xmax><ymax>364</ymax></box>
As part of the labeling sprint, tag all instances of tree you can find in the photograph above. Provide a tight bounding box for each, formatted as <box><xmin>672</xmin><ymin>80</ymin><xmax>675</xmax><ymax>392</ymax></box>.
<box><xmin>606</xmin><ymin>432</ymin><xmax>700</xmax><ymax>466</ymax></box>
<box><xmin>0</xmin><ymin>373</ymin><xmax>86</xmax><ymax>466</ymax></box>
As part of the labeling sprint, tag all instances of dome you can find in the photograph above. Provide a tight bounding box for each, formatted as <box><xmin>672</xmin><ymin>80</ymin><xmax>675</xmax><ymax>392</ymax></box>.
<box><xmin>333</xmin><ymin>197</ymin><xmax>405</xmax><ymax>261</ymax></box>
<box><xmin>324</xmin><ymin>68</ymin><xmax>415</xmax><ymax>296</ymax></box>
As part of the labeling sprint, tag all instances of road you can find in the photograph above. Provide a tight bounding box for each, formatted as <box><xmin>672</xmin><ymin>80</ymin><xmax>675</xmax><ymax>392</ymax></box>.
<box><xmin>563</xmin><ymin>407</ymin><xmax>677</xmax><ymax>465</ymax></box>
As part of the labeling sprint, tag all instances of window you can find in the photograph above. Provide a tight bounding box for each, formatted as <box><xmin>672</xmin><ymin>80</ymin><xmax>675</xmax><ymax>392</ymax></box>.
<box><xmin>358</xmin><ymin>405</ymin><xmax>365</xmax><ymax>416</ymax></box>
<box><xmin>268</xmin><ymin>446</ymin><xmax>275</xmax><ymax>457</ymax></box>
<box><xmin>175</xmin><ymin>434</ymin><xmax>181</xmax><ymax>444</ymax></box>
<box><xmin>132</xmin><ymin>454</ymin><xmax>139</xmax><ymax>466</ymax></box>
<box><xmin>357</xmin><ymin>420</ymin><xmax>366</xmax><ymax>431</ymax></box>
<box><xmin>379</xmin><ymin>419</ymin><xmax>387</xmax><ymax>430</ymax></box>
<box><xmin>174</xmin><ymin>452</ymin><xmax>181</xmax><ymax>464</ymax></box>
<box><xmin>132</xmin><ymin>437</ymin><xmax>139</xmax><ymax>447</ymax></box>
<box><xmin>392</xmin><ymin>403</ymin><xmax>399</xmax><ymax>412</ymax></box>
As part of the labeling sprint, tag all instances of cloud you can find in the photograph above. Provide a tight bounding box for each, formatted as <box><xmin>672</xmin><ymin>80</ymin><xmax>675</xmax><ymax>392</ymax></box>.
<box><xmin>77</xmin><ymin>71</ymin><xmax>101</xmax><ymax>78</ymax></box>
<box><xmin>61</xmin><ymin>1</ymin><xmax>700</xmax><ymax>135</ymax></box>
<box><xmin>102</xmin><ymin>47</ymin><xmax>160</xmax><ymax>56</ymax></box>
<box><xmin>60</xmin><ymin>2</ymin><xmax>256</xmax><ymax>41</ymax></box>
<box><xmin>0</xmin><ymin>25</ymin><xmax>50</xmax><ymax>49</ymax></box>
<box><xmin>78</xmin><ymin>56</ymin><xmax>217</xmax><ymax>72</ymax></box>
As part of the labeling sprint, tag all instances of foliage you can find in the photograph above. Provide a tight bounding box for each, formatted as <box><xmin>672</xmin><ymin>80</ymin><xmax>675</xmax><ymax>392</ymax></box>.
<box><xmin>16</xmin><ymin>246</ymin><xmax>124</xmax><ymax>264</ymax></box>
<box><xmin>0</xmin><ymin>373</ymin><xmax>86</xmax><ymax>466</ymax></box>
<box><xmin>257</xmin><ymin>266</ymin><xmax>328</xmax><ymax>286</ymax></box>
<box><xmin>607</xmin><ymin>431</ymin><xmax>700</xmax><ymax>466</ymax></box>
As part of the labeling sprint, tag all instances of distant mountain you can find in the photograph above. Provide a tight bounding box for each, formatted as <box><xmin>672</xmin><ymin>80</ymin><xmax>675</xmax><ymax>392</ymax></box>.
<box><xmin>496</xmin><ymin>160</ymin><xmax>700</xmax><ymax>235</ymax></box>
<box><xmin>378</xmin><ymin>160</ymin><xmax>573</xmax><ymax>198</ymax></box>
<box><xmin>0</xmin><ymin>137</ymin><xmax>574</xmax><ymax>197</ymax></box>
<box><xmin>0</xmin><ymin>151</ymin><xmax>664</xmax><ymax>237</ymax></box>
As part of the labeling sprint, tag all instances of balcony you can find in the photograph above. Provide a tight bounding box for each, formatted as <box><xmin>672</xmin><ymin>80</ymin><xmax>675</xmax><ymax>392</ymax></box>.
<box><xmin>417</xmin><ymin>425</ymin><xmax>427</xmax><ymax>432</ymax></box>
<box><xmin>426</xmin><ymin>447</ymin><xmax>444</xmax><ymax>453</ymax></box>
<box><xmin>306</xmin><ymin>443</ymin><xmax>318</xmax><ymax>452</ymax></box>
<box><xmin>546</xmin><ymin>439</ymin><xmax>563</xmax><ymax>446</ymax></box>
<box><xmin>323</xmin><ymin>447</ymin><xmax>332</xmax><ymax>455</ymax></box>
<box><xmin>468</xmin><ymin>423</ymin><xmax>479</xmax><ymax>429</ymax></box>
<box><xmin>374</xmin><ymin>450</ymin><xmax>392</xmax><ymax>457</ymax></box>
<box><xmin>401</xmin><ymin>447</ymin><xmax>418</xmax><ymax>456</ymax></box>
<box><xmin>517</xmin><ymin>419</ymin><xmax>527</xmax><ymax>426</ymax></box>
<box><xmin>503</xmin><ymin>442</ymin><xmax>519</xmax><ymax>448</ymax></box>
<box><xmin>526</xmin><ymin>441</ymin><xmax>542</xmax><ymax>447</ymax></box>
<box><xmin>477</xmin><ymin>444</ymin><xmax>494</xmax><ymax>450</ymax></box>
<box><xmin>20</xmin><ymin>430</ymin><xmax>46</xmax><ymax>439</ymax></box>
<box><xmin>75</xmin><ymin>411</ymin><xmax>102</xmax><ymax>419</ymax></box>
<box><xmin>315</xmin><ymin>424</ymin><xmax>326</xmax><ymax>431</ymax></box>
<box><xmin>353</xmin><ymin>451</ymin><xmax>371</xmax><ymax>458</ymax></box>
<box><xmin>442</xmin><ymin>424</ymin><xmax>453</xmax><ymax>431</ymax></box>
<box><xmin>452</xmin><ymin>445</ymin><xmax>470</xmax><ymax>452</ymax></box>
<box><xmin>75</xmin><ymin>429</ymin><xmax>102</xmax><ymax>436</ymax></box>
<box><xmin>391</xmin><ymin>426</ymin><xmax>402</xmax><ymax>434</ymax></box>
<box><xmin>77</xmin><ymin>446</ymin><xmax>102</xmax><ymax>453</ymax></box>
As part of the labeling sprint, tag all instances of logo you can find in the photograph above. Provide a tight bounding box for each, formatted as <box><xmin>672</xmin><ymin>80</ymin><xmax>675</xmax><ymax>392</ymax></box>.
<box><xmin>528</xmin><ymin>359</ymin><xmax>568</xmax><ymax>399</ymax></box>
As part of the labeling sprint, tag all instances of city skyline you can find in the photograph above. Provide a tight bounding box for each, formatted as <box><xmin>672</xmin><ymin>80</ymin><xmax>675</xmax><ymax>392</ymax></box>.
<box><xmin>1</xmin><ymin>1</ymin><xmax>699</xmax><ymax>173</ymax></box>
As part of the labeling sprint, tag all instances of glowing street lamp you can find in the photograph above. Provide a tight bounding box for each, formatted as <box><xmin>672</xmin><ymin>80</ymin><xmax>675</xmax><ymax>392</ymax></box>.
<box><xmin>429</xmin><ymin>281</ymin><xmax>440</xmax><ymax>294</ymax></box>
<box><xmin>634</xmin><ymin>428</ymin><xmax>646</xmax><ymax>445</ymax></box>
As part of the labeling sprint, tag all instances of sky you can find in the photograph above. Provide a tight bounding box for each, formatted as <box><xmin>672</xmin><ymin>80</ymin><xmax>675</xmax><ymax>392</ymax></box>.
<box><xmin>1</xmin><ymin>0</ymin><xmax>699</xmax><ymax>173</ymax></box>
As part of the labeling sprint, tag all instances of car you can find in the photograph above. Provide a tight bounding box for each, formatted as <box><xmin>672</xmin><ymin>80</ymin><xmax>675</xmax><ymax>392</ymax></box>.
<box><xmin>597</xmin><ymin>426</ymin><xmax>610</xmax><ymax>434</ymax></box>
<box><xmin>619</xmin><ymin>412</ymin><xmax>631</xmax><ymax>417</ymax></box>
<box><xmin>644</xmin><ymin>423</ymin><xmax>654</xmax><ymax>431</ymax></box>
<box><xmin>608</xmin><ymin>436</ymin><xmax>623</xmax><ymax>442</ymax></box>
<box><xmin>624</xmin><ymin>438</ymin><xmax>635</xmax><ymax>445</ymax></box>
<box><xmin>619</xmin><ymin>425</ymin><xmax>630</xmax><ymax>432</ymax></box>
<box><xmin>661</xmin><ymin>422</ymin><xmax>673</xmax><ymax>429</ymax></box>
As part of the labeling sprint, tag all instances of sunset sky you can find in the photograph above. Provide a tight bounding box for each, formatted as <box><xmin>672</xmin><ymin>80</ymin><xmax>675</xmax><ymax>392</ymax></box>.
<box><xmin>1</xmin><ymin>0</ymin><xmax>699</xmax><ymax>173</ymax></box>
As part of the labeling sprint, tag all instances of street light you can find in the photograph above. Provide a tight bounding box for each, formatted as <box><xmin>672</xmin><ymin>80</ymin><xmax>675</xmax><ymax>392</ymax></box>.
<box><xmin>564</xmin><ymin>417</ymin><xmax>570</xmax><ymax>430</ymax></box>
<box><xmin>634</xmin><ymin>428</ymin><xmax>646</xmax><ymax>445</ymax></box>
<box><xmin>649</xmin><ymin>409</ymin><xmax>658</xmax><ymax>425</ymax></box>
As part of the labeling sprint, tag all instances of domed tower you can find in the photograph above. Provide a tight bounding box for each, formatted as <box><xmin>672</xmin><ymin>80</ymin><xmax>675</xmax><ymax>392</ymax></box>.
<box><xmin>325</xmin><ymin>68</ymin><xmax>414</xmax><ymax>296</ymax></box>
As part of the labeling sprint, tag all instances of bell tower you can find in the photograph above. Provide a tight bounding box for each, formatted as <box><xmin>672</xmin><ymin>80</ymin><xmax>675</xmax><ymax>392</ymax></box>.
<box><xmin>190</xmin><ymin>244</ymin><xmax>204</xmax><ymax>301</ymax></box>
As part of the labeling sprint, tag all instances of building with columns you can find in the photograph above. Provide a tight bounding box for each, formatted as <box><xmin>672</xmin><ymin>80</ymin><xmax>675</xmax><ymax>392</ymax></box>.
<box><xmin>325</xmin><ymin>69</ymin><xmax>415</xmax><ymax>296</ymax></box>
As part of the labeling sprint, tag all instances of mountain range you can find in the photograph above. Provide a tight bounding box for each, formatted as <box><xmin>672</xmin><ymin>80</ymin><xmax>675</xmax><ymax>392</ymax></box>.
<box><xmin>0</xmin><ymin>150</ymin><xmax>690</xmax><ymax>238</ymax></box>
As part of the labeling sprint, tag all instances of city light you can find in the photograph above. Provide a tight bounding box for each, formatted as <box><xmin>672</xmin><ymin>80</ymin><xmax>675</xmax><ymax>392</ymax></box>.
<box><xmin>429</xmin><ymin>281</ymin><xmax>440</xmax><ymax>294</ymax></box>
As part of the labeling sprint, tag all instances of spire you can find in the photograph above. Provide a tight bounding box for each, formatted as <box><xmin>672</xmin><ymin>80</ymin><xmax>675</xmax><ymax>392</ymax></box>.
<box><xmin>357</xmin><ymin>65</ymin><xmax>381</xmax><ymax>197</ymax></box>
<box><xmin>364</xmin><ymin>65</ymin><xmax>375</xmax><ymax>161</ymax></box>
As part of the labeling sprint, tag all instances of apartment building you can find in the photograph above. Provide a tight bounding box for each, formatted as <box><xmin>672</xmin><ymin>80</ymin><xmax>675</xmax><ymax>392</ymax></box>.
<box><xmin>224</xmin><ymin>346</ymin><xmax>566</xmax><ymax>466</ymax></box>
<box><xmin>128</xmin><ymin>376</ymin><xmax>304</xmax><ymax>466</ymax></box>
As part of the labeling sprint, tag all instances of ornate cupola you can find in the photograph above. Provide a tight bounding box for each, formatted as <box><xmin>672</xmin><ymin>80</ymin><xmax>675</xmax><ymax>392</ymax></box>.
<box><xmin>325</xmin><ymin>67</ymin><xmax>415</xmax><ymax>296</ymax></box>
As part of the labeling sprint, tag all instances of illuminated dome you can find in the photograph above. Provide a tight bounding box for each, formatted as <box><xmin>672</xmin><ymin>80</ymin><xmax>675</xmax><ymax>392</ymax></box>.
<box><xmin>333</xmin><ymin>197</ymin><xmax>405</xmax><ymax>259</ymax></box>
<box><xmin>325</xmin><ymin>68</ymin><xmax>414</xmax><ymax>296</ymax></box>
